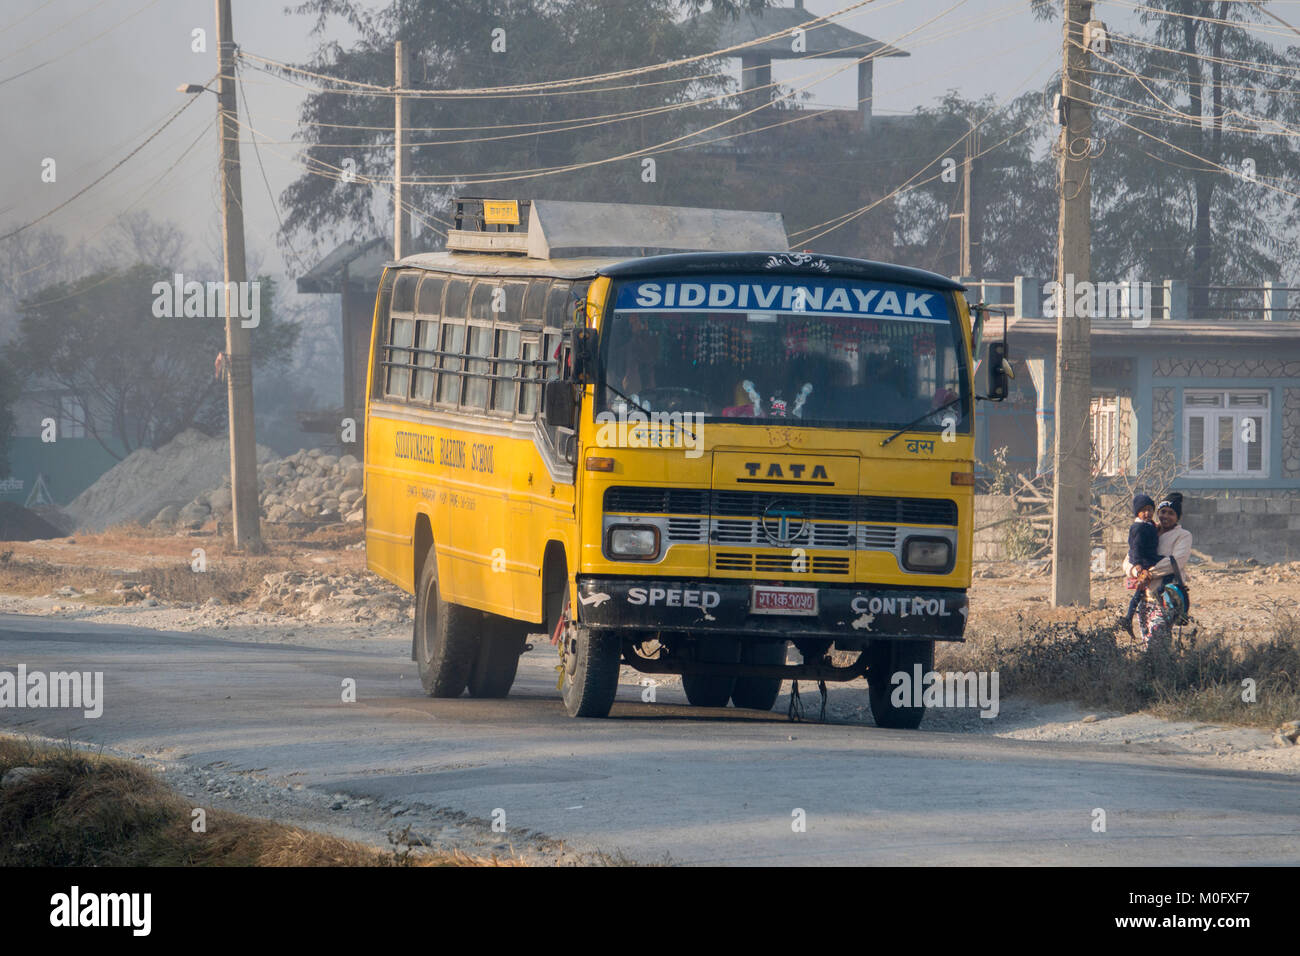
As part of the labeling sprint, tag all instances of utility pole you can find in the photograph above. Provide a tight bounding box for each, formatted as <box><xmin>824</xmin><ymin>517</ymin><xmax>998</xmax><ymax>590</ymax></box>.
<box><xmin>394</xmin><ymin>41</ymin><xmax>411</xmax><ymax>259</ymax></box>
<box><xmin>215</xmin><ymin>0</ymin><xmax>262</xmax><ymax>553</ymax></box>
<box><xmin>1051</xmin><ymin>0</ymin><xmax>1093</xmax><ymax>606</ymax></box>
<box><xmin>960</xmin><ymin>122</ymin><xmax>981</xmax><ymax>277</ymax></box>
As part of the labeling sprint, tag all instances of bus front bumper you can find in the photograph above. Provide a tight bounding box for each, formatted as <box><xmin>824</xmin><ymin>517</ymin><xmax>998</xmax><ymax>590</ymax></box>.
<box><xmin>575</xmin><ymin>577</ymin><xmax>967</xmax><ymax>642</ymax></box>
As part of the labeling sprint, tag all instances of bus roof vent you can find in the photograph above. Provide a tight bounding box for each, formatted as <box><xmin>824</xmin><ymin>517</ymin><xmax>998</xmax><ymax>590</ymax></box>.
<box><xmin>445</xmin><ymin>198</ymin><xmax>788</xmax><ymax>259</ymax></box>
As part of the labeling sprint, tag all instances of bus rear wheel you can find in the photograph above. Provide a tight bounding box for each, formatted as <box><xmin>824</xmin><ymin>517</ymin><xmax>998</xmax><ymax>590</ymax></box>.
<box><xmin>867</xmin><ymin>639</ymin><xmax>933</xmax><ymax>730</ymax></box>
<box><xmin>467</xmin><ymin>616</ymin><xmax>527</xmax><ymax>698</ymax></box>
<box><xmin>560</xmin><ymin>625</ymin><xmax>622</xmax><ymax>718</ymax></box>
<box><xmin>730</xmin><ymin>640</ymin><xmax>787</xmax><ymax>711</ymax></box>
<box><xmin>414</xmin><ymin>553</ymin><xmax>480</xmax><ymax>698</ymax></box>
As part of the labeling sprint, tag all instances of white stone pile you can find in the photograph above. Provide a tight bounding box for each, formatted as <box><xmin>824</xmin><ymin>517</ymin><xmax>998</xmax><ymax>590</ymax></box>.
<box><xmin>154</xmin><ymin>448</ymin><xmax>364</xmax><ymax>530</ymax></box>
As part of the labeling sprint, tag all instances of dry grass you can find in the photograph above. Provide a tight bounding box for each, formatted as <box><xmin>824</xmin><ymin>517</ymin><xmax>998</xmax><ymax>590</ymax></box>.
<box><xmin>0</xmin><ymin>736</ymin><xmax>521</xmax><ymax>867</ymax></box>
<box><xmin>938</xmin><ymin>605</ymin><xmax>1300</xmax><ymax>728</ymax></box>
<box><xmin>0</xmin><ymin>547</ymin><xmax>297</xmax><ymax>607</ymax></box>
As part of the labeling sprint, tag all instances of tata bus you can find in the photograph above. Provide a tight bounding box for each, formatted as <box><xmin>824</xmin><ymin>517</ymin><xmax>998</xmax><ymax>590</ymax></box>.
<box><xmin>363</xmin><ymin>198</ymin><xmax>1009</xmax><ymax>728</ymax></box>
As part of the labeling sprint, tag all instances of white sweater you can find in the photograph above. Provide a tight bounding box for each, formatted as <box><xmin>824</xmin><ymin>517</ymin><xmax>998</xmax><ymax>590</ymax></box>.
<box><xmin>1123</xmin><ymin>524</ymin><xmax>1193</xmax><ymax>581</ymax></box>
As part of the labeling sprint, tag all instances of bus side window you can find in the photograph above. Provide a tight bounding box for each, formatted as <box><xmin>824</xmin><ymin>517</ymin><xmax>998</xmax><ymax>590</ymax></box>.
<box><xmin>390</xmin><ymin>271</ymin><xmax>418</xmax><ymax>313</ymax></box>
<box><xmin>444</xmin><ymin>278</ymin><xmax>470</xmax><ymax>319</ymax></box>
<box><xmin>462</xmin><ymin>322</ymin><xmax>493</xmax><ymax>410</ymax></box>
<box><xmin>385</xmin><ymin>315</ymin><xmax>414</xmax><ymax>399</ymax></box>
<box><xmin>469</xmin><ymin>280</ymin><xmax>495</xmax><ymax>321</ymax></box>
<box><xmin>491</xmin><ymin>327</ymin><xmax>522</xmax><ymax>415</ymax></box>
<box><xmin>518</xmin><ymin>338</ymin><xmax>542</xmax><ymax>418</ymax></box>
<box><xmin>542</xmin><ymin>331</ymin><xmax>561</xmax><ymax>380</ymax></box>
<box><xmin>545</xmin><ymin>281</ymin><xmax>570</xmax><ymax>329</ymax></box>
<box><xmin>384</xmin><ymin>271</ymin><xmax>419</xmax><ymax>400</ymax></box>
<box><xmin>437</xmin><ymin>321</ymin><xmax>466</xmax><ymax>405</ymax></box>
<box><xmin>412</xmin><ymin>276</ymin><xmax>444</xmax><ymax>403</ymax></box>
<box><xmin>523</xmin><ymin>278</ymin><xmax>548</xmax><ymax>326</ymax></box>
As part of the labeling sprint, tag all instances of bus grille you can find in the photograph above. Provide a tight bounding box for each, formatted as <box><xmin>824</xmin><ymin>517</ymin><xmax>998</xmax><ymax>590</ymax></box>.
<box><xmin>603</xmin><ymin>486</ymin><xmax>956</xmax><ymax>526</ymax></box>
<box><xmin>713</xmin><ymin>552</ymin><xmax>852</xmax><ymax>575</ymax></box>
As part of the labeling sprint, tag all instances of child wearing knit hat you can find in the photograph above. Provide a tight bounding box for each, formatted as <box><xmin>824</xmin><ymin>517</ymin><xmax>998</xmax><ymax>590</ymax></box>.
<box><xmin>1119</xmin><ymin>493</ymin><xmax>1160</xmax><ymax>637</ymax></box>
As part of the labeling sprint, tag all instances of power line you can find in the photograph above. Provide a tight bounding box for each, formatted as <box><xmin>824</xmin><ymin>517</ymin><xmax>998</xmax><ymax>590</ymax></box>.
<box><xmin>236</xmin><ymin>0</ymin><xmax>883</xmax><ymax>99</ymax></box>
<box><xmin>6</xmin><ymin>118</ymin><xmax>215</xmax><ymax>305</ymax></box>
<box><xmin>0</xmin><ymin>0</ymin><xmax>115</xmax><ymax>67</ymax></box>
<box><xmin>0</xmin><ymin>0</ymin><xmax>164</xmax><ymax>87</ymax></box>
<box><xmin>0</xmin><ymin>0</ymin><xmax>59</xmax><ymax>35</ymax></box>
<box><xmin>0</xmin><ymin>81</ymin><xmax>211</xmax><ymax>242</ymax></box>
<box><xmin>1110</xmin><ymin>0</ymin><xmax>1300</xmax><ymax>39</ymax></box>
<box><xmin>789</xmin><ymin>44</ymin><xmax>1058</xmax><ymax>242</ymax></box>
<box><xmin>242</xmin><ymin>0</ymin><xmax>1030</xmax><ymax>152</ymax></box>
<box><xmin>236</xmin><ymin>61</ymin><xmax>311</xmax><ymax>275</ymax></box>
<box><xmin>257</xmin><ymin>0</ymin><xmax>974</xmax><ymax>189</ymax></box>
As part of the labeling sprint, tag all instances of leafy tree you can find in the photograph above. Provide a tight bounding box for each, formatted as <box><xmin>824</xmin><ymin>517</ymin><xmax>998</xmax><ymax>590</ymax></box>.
<box><xmin>5</xmin><ymin>266</ymin><xmax>297</xmax><ymax>459</ymax></box>
<box><xmin>279</xmin><ymin>0</ymin><xmax>771</xmax><ymax>254</ymax></box>
<box><xmin>888</xmin><ymin>91</ymin><xmax>1056</xmax><ymax>278</ymax></box>
<box><xmin>1034</xmin><ymin>0</ymin><xmax>1300</xmax><ymax>303</ymax></box>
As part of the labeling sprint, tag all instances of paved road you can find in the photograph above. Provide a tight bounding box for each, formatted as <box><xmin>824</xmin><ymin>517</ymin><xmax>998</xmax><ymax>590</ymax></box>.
<box><xmin>2</xmin><ymin>612</ymin><xmax>1297</xmax><ymax>865</ymax></box>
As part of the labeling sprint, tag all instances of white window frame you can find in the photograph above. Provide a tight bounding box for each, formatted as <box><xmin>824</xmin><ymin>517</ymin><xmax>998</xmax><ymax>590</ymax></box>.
<box><xmin>1182</xmin><ymin>388</ymin><xmax>1269</xmax><ymax>478</ymax></box>
<box><xmin>1090</xmin><ymin>395</ymin><xmax>1120</xmax><ymax>477</ymax></box>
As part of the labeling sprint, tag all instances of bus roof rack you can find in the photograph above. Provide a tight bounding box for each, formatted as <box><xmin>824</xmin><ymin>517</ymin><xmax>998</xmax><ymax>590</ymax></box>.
<box><xmin>445</xmin><ymin>198</ymin><xmax>788</xmax><ymax>259</ymax></box>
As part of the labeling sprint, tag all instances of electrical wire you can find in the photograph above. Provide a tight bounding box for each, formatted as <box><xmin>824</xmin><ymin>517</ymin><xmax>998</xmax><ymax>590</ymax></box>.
<box><xmin>1108</xmin><ymin>0</ymin><xmax>1300</xmax><ymax>40</ymax></box>
<box><xmin>789</xmin><ymin>42</ymin><xmax>1058</xmax><ymax>243</ymax></box>
<box><xmin>236</xmin><ymin>0</ymin><xmax>883</xmax><ymax>98</ymax></box>
<box><xmin>237</xmin><ymin>61</ymin><xmax>312</xmax><ymax>275</ymax></box>
<box><xmin>0</xmin><ymin>81</ymin><xmax>212</xmax><ymax>242</ymax></box>
<box><xmin>0</xmin><ymin>0</ymin><xmax>115</xmax><ymax>66</ymax></box>
<box><xmin>0</xmin><ymin>0</ymin><xmax>165</xmax><ymax>87</ymax></box>
<box><xmin>5</xmin><ymin>117</ymin><xmax>216</xmax><ymax>306</ymax></box>
<box><xmin>258</xmin><ymin>0</ymin><xmax>974</xmax><ymax>189</ymax></box>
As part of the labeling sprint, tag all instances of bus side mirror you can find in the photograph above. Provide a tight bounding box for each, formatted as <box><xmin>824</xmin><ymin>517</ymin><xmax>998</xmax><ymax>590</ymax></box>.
<box><xmin>986</xmin><ymin>341</ymin><xmax>1014</xmax><ymax>401</ymax></box>
<box><xmin>569</xmin><ymin>326</ymin><xmax>596</xmax><ymax>385</ymax></box>
<box><xmin>541</xmin><ymin>379</ymin><xmax>576</xmax><ymax>428</ymax></box>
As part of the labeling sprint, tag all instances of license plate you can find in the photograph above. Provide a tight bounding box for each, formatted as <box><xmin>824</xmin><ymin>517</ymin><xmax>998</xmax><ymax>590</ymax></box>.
<box><xmin>751</xmin><ymin>586</ymin><xmax>818</xmax><ymax>616</ymax></box>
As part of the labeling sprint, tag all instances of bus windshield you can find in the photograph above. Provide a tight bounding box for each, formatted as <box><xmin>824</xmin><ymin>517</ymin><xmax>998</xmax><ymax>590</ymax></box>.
<box><xmin>599</xmin><ymin>274</ymin><xmax>970</xmax><ymax>432</ymax></box>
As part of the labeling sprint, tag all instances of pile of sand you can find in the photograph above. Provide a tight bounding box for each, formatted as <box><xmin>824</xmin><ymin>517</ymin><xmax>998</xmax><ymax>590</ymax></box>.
<box><xmin>0</xmin><ymin>502</ymin><xmax>65</xmax><ymax>541</ymax></box>
<box><xmin>65</xmin><ymin>429</ymin><xmax>273</xmax><ymax>532</ymax></box>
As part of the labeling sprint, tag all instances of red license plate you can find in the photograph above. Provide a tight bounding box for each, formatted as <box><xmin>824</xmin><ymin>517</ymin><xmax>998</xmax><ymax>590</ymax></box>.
<box><xmin>751</xmin><ymin>587</ymin><xmax>818</xmax><ymax>616</ymax></box>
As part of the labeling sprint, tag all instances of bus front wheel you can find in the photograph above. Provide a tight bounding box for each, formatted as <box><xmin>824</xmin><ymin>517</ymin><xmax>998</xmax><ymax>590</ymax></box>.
<box><xmin>868</xmin><ymin>639</ymin><xmax>933</xmax><ymax>730</ymax></box>
<box><xmin>414</xmin><ymin>552</ymin><xmax>480</xmax><ymax>698</ymax></box>
<box><xmin>560</xmin><ymin>625</ymin><xmax>622</xmax><ymax>718</ymax></box>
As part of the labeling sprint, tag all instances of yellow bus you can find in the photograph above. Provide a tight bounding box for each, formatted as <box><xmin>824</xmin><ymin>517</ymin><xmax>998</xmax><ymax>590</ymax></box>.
<box><xmin>364</xmin><ymin>198</ymin><xmax>1009</xmax><ymax>728</ymax></box>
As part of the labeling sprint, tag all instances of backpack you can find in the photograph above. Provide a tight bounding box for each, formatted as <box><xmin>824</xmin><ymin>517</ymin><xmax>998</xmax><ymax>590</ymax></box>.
<box><xmin>1160</xmin><ymin>556</ymin><xmax>1192</xmax><ymax>626</ymax></box>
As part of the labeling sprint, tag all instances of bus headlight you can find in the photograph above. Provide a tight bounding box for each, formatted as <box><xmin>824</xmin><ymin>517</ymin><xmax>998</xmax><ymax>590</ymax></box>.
<box><xmin>606</xmin><ymin>525</ymin><xmax>660</xmax><ymax>560</ymax></box>
<box><xmin>902</xmin><ymin>537</ymin><xmax>952</xmax><ymax>573</ymax></box>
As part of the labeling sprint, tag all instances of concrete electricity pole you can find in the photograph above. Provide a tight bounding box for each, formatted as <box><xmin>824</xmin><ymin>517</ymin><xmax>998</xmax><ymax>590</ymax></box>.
<box><xmin>1051</xmin><ymin>0</ymin><xmax>1093</xmax><ymax>605</ymax></box>
<box><xmin>215</xmin><ymin>0</ymin><xmax>263</xmax><ymax>553</ymax></box>
<box><xmin>394</xmin><ymin>41</ymin><xmax>411</xmax><ymax>259</ymax></box>
<box><xmin>960</xmin><ymin>122</ymin><xmax>981</xmax><ymax>278</ymax></box>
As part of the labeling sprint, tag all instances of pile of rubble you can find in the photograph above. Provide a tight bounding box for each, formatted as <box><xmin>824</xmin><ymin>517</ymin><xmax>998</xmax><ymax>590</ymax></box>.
<box><xmin>153</xmin><ymin>448</ymin><xmax>364</xmax><ymax>531</ymax></box>
<box><xmin>255</xmin><ymin>569</ymin><xmax>410</xmax><ymax>622</ymax></box>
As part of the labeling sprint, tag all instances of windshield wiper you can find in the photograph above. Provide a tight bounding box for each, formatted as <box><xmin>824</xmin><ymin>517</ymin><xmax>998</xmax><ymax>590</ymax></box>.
<box><xmin>602</xmin><ymin>381</ymin><xmax>698</xmax><ymax>444</ymax></box>
<box><xmin>880</xmin><ymin>395</ymin><xmax>963</xmax><ymax>447</ymax></box>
